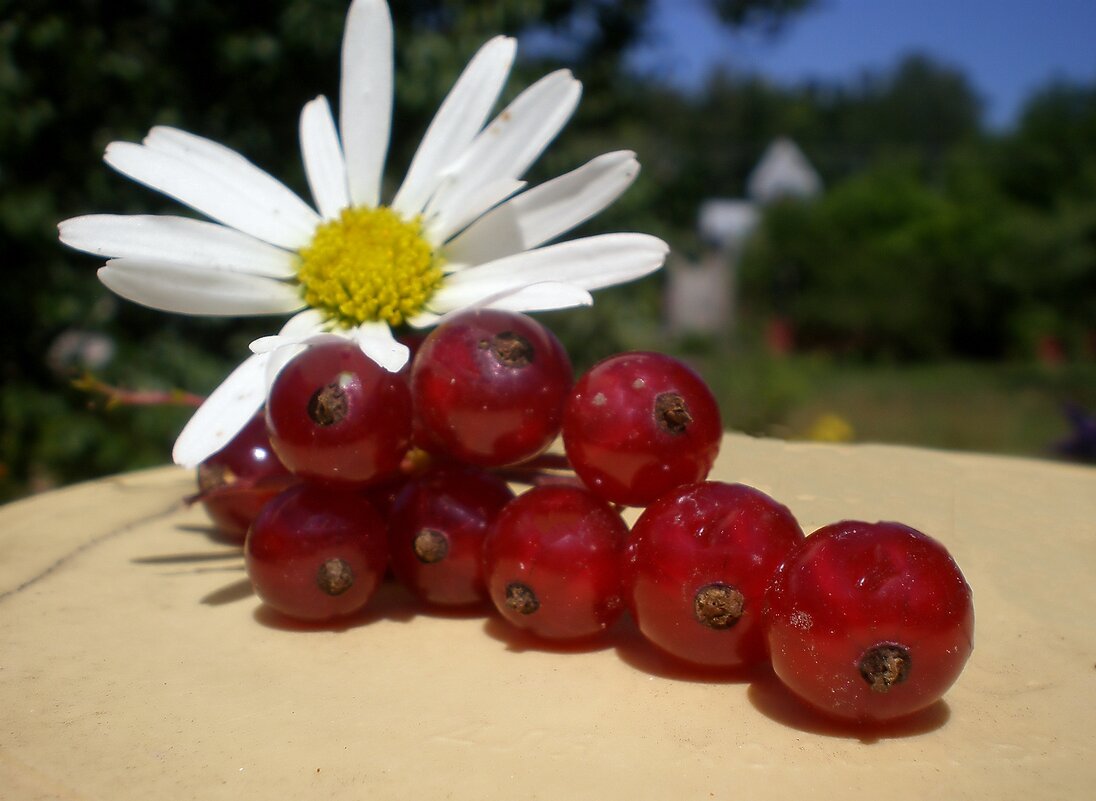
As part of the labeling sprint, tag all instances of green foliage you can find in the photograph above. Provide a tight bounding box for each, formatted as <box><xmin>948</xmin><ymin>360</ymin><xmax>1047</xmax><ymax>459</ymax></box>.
<box><xmin>996</xmin><ymin>81</ymin><xmax>1096</xmax><ymax>208</ymax></box>
<box><xmin>737</xmin><ymin>73</ymin><xmax>1096</xmax><ymax>364</ymax></box>
<box><xmin>740</xmin><ymin>161</ymin><xmax>1020</xmax><ymax>359</ymax></box>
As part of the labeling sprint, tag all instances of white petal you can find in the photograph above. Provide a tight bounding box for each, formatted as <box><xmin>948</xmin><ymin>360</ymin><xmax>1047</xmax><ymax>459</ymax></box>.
<box><xmin>279</xmin><ymin>307</ymin><xmax>329</xmax><ymax>338</ymax></box>
<box><xmin>391</xmin><ymin>36</ymin><xmax>517</xmax><ymax>216</ymax></box>
<box><xmin>427</xmin><ymin>233</ymin><xmax>668</xmax><ymax>310</ymax></box>
<box><xmin>478</xmin><ymin>282</ymin><xmax>594</xmax><ymax>312</ymax></box>
<box><xmin>113</xmin><ymin>127</ymin><xmax>320</xmax><ymax>249</ymax></box>
<box><xmin>265</xmin><ymin>332</ymin><xmax>362</xmax><ymax>391</ymax></box>
<box><xmin>445</xmin><ymin>151</ymin><xmax>639</xmax><ymax>265</ymax></box>
<box><xmin>172</xmin><ymin>351</ymin><xmax>271</xmax><ymax>467</ymax></box>
<box><xmin>425</xmin><ymin>70</ymin><xmax>581</xmax><ymax>225</ymax></box>
<box><xmin>412</xmin><ymin>282</ymin><xmax>592</xmax><ymax>328</ymax></box>
<box><xmin>249</xmin><ymin>309</ymin><xmax>329</xmax><ymax>352</ymax></box>
<box><xmin>300</xmin><ymin>96</ymin><xmax>350</xmax><ymax>220</ymax></box>
<box><xmin>425</xmin><ymin>177</ymin><xmax>525</xmax><ymax>245</ymax></box>
<box><xmin>340</xmin><ymin>0</ymin><xmax>393</xmax><ymax>207</ymax></box>
<box><xmin>264</xmin><ymin>342</ymin><xmax>308</xmax><ymax>391</ymax></box>
<box><xmin>98</xmin><ymin>258</ymin><xmax>304</xmax><ymax>316</ymax></box>
<box><xmin>350</xmin><ymin>322</ymin><xmax>410</xmax><ymax>371</ymax></box>
<box><xmin>59</xmin><ymin>214</ymin><xmax>296</xmax><ymax>278</ymax></box>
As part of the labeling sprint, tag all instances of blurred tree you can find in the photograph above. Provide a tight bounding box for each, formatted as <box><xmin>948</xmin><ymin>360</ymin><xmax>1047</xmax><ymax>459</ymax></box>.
<box><xmin>739</xmin><ymin>160</ymin><xmax>1020</xmax><ymax>360</ymax></box>
<box><xmin>996</xmin><ymin>80</ymin><xmax>1096</xmax><ymax>209</ymax></box>
<box><xmin>710</xmin><ymin>0</ymin><xmax>816</xmax><ymax>30</ymax></box>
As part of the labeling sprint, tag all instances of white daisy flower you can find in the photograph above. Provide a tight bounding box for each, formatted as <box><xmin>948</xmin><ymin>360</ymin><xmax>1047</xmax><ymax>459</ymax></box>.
<box><xmin>59</xmin><ymin>0</ymin><xmax>668</xmax><ymax>468</ymax></box>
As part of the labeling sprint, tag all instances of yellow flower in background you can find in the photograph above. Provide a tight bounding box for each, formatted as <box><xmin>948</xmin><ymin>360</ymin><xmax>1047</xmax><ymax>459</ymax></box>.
<box><xmin>806</xmin><ymin>413</ymin><xmax>856</xmax><ymax>443</ymax></box>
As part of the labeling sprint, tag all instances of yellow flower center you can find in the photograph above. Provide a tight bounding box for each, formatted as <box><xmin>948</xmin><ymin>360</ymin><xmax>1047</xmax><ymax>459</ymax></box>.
<box><xmin>296</xmin><ymin>206</ymin><xmax>443</xmax><ymax>328</ymax></box>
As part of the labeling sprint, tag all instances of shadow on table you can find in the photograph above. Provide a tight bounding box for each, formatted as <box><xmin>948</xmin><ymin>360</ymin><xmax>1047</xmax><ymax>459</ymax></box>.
<box><xmin>174</xmin><ymin>522</ymin><xmax>247</xmax><ymax>547</ymax></box>
<box><xmin>612</xmin><ymin>616</ymin><xmax>764</xmax><ymax>684</ymax></box>
<box><xmin>746</xmin><ymin>670</ymin><xmax>951</xmax><ymax>742</ymax></box>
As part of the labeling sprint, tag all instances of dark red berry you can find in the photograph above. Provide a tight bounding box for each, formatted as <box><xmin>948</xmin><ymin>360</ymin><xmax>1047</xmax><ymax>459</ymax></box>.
<box><xmin>266</xmin><ymin>341</ymin><xmax>412</xmax><ymax>486</ymax></box>
<box><xmin>482</xmin><ymin>485</ymin><xmax>628</xmax><ymax>640</ymax></box>
<box><xmin>196</xmin><ymin>410</ymin><xmax>295</xmax><ymax>542</ymax></box>
<box><xmin>562</xmin><ymin>351</ymin><xmax>722</xmax><ymax>506</ymax></box>
<box><xmin>764</xmin><ymin>520</ymin><xmax>975</xmax><ymax>723</ymax></box>
<box><xmin>410</xmin><ymin>309</ymin><xmax>572</xmax><ymax>467</ymax></box>
<box><xmin>625</xmin><ymin>482</ymin><xmax>804</xmax><ymax>669</ymax></box>
<box><xmin>244</xmin><ymin>483</ymin><xmax>388</xmax><ymax>621</ymax></box>
<box><xmin>387</xmin><ymin>465</ymin><xmax>515</xmax><ymax>606</ymax></box>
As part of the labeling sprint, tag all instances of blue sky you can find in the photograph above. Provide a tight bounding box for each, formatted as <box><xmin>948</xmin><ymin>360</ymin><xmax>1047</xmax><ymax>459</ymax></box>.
<box><xmin>628</xmin><ymin>0</ymin><xmax>1096</xmax><ymax>129</ymax></box>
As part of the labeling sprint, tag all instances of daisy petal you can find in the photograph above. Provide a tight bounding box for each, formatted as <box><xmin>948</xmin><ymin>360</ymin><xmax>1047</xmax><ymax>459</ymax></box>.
<box><xmin>172</xmin><ymin>351</ymin><xmax>271</xmax><ymax>467</ymax></box>
<box><xmin>445</xmin><ymin>151</ymin><xmax>640</xmax><ymax>265</ymax></box>
<box><xmin>300</xmin><ymin>96</ymin><xmax>350</xmax><ymax>220</ymax></box>
<box><xmin>427</xmin><ymin>233</ymin><xmax>669</xmax><ymax>311</ymax></box>
<box><xmin>411</xmin><ymin>282</ymin><xmax>592</xmax><ymax>329</ymax></box>
<box><xmin>266</xmin><ymin>333</ymin><xmax>360</xmax><ymax>393</ymax></box>
<box><xmin>350</xmin><ymin>322</ymin><xmax>410</xmax><ymax>371</ymax></box>
<box><xmin>59</xmin><ymin>214</ymin><xmax>296</xmax><ymax>278</ymax></box>
<box><xmin>279</xmin><ymin>307</ymin><xmax>329</xmax><ymax>338</ymax></box>
<box><xmin>426</xmin><ymin>70</ymin><xmax>581</xmax><ymax>225</ymax></box>
<box><xmin>391</xmin><ymin>36</ymin><xmax>517</xmax><ymax>216</ymax></box>
<box><xmin>135</xmin><ymin>127</ymin><xmax>319</xmax><ymax>247</ymax></box>
<box><xmin>104</xmin><ymin>139</ymin><xmax>317</xmax><ymax>252</ymax></box>
<box><xmin>479</xmin><ymin>281</ymin><xmax>594</xmax><ymax>312</ymax></box>
<box><xmin>249</xmin><ymin>309</ymin><xmax>329</xmax><ymax>353</ymax></box>
<box><xmin>98</xmin><ymin>258</ymin><xmax>304</xmax><ymax>316</ymax></box>
<box><xmin>340</xmin><ymin>0</ymin><xmax>393</xmax><ymax>207</ymax></box>
<box><xmin>426</xmin><ymin>178</ymin><xmax>525</xmax><ymax>246</ymax></box>
<box><xmin>262</xmin><ymin>335</ymin><xmax>349</xmax><ymax>393</ymax></box>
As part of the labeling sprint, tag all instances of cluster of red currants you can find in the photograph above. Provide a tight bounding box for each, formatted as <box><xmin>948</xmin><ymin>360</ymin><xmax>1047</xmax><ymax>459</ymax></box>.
<box><xmin>196</xmin><ymin>309</ymin><xmax>974</xmax><ymax>726</ymax></box>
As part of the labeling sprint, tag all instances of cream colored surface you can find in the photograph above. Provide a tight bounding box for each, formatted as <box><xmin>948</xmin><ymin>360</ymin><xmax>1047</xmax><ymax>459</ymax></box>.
<box><xmin>1</xmin><ymin>433</ymin><xmax>1094</xmax><ymax>800</ymax></box>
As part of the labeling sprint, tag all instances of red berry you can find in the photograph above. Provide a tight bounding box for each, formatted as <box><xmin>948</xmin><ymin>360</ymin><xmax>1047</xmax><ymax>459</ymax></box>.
<box><xmin>562</xmin><ymin>351</ymin><xmax>722</xmax><ymax>506</ymax></box>
<box><xmin>266</xmin><ymin>341</ymin><xmax>412</xmax><ymax>486</ymax></box>
<box><xmin>245</xmin><ymin>483</ymin><xmax>388</xmax><ymax>622</ymax></box>
<box><xmin>764</xmin><ymin>521</ymin><xmax>975</xmax><ymax>724</ymax></box>
<box><xmin>625</xmin><ymin>482</ymin><xmax>804</xmax><ymax>669</ymax></box>
<box><xmin>388</xmin><ymin>465</ymin><xmax>515</xmax><ymax>607</ymax></box>
<box><xmin>410</xmin><ymin>309</ymin><xmax>572</xmax><ymax>467</ymax></box>
<box><xmin>482</xmin><ymin>485</ymin><xmax>628</xmax><ymax>641</ymax></box>
<box><xmin>196</xmin><ymin>411</ymin><xmax>294</xmax><ymax>542</ymax></box>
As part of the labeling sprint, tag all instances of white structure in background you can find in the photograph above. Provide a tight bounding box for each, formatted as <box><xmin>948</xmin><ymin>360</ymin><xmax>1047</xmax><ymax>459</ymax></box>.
<box><xmin>666</xmin><ymin>138</ymin><xmax>822</xmax><ymax>336</ymax></box>
<box><xmin>747</xmin><ymin>137</ymin><xmax>823</xmax><ymax>205</ymax></box>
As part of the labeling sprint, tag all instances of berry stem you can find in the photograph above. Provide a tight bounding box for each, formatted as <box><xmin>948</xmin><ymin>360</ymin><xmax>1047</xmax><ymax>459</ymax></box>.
<box><xmin>184</xmin><ymin>473</ymin><xmax>298</xmax><ymax>507</ymax></box>
<box><xmin>72</xmin><ymin>372</ymin><xmax>205</xmax><ymax>409</ymax></box>
<box><xmin>490</xmin><ymin>467</ymin><xmax>585</xmax><ymax>490</ymax></box>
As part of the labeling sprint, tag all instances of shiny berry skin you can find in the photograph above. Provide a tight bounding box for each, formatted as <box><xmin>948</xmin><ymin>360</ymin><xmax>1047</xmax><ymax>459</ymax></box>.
<box><xmin>625</xmin><ymin>482</ymin><xmax>804</xmax><ymax>669</ymax></box>
<box><xmin>764</xmin><ymin>521</ymin><xmax>975</xmax><ymax>724</ymax></box>
<box><xmin>266</xmin><ymin>341</ymin><xmax>412</xmax><ymax>486</ymax></box>
<box><xmin>388</xmin><ymin>465</ymin><xmax>515</xmax><ymax>607</ymax></box>
<box><xmin>410</xmin><ymin>310</ymin><xmax>572</xmax><ymax>467</ymax></box>
<box><xmin>245</xmin><ymin>483</ymin><xmax>388</xmax><ymax>622</ymax></box>
<box><xmin>562</xmin><ymin>351</ymin><xmax>722</xmax><ymax>506</ymax></box>
<box><xmin>482</xmin><ymin>486</ymin><xmax>628</xmax><ymax>640</ymax></box>
<box><xmin>196</xmin><ymin>411</ymin><xmax>295</xmax><ymax>542</ymax></box>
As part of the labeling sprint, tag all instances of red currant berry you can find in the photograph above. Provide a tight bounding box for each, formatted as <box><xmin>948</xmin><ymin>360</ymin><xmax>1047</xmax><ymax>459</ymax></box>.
<box><xmin>245</xmin><ymin>483</ymin><xmax>388</xmax><ymax>622</ymax></box>
<box><xmin>482</xmin><ymin>485</ymin><xmax>628</xmax><ymax>641</ymax></box>
<box><xmin>625</xmin><ymin>482</ymin><xmax>804</xmax><ymax>669</ymax></box>
<box><xmin>562</xmin><ymin>351</ymin><xmax>722</xmax><ymax>506</ymax></box>
<box><xmin>410</xmin><ymin>310</ymin><xmax>572</xmax><ymax>467</ymax></box>
<box><xmin>764</xmin><ymin>521</ymin><xmax>975</xmax><ymax>724</ymax></box>
<box><xmin>266</xmin><ymin>341</ymin><xmax>412</xmax><ymax>486</ymax></box>
<box><xmin>387</xmin><ymin>465</ymin><xmax>515</xmax><ymax>607</ymax></box>
<box><xmin>196</xmin><ymin>410</ymin><xmax>295</xmax><ymax>542</ymax></box>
